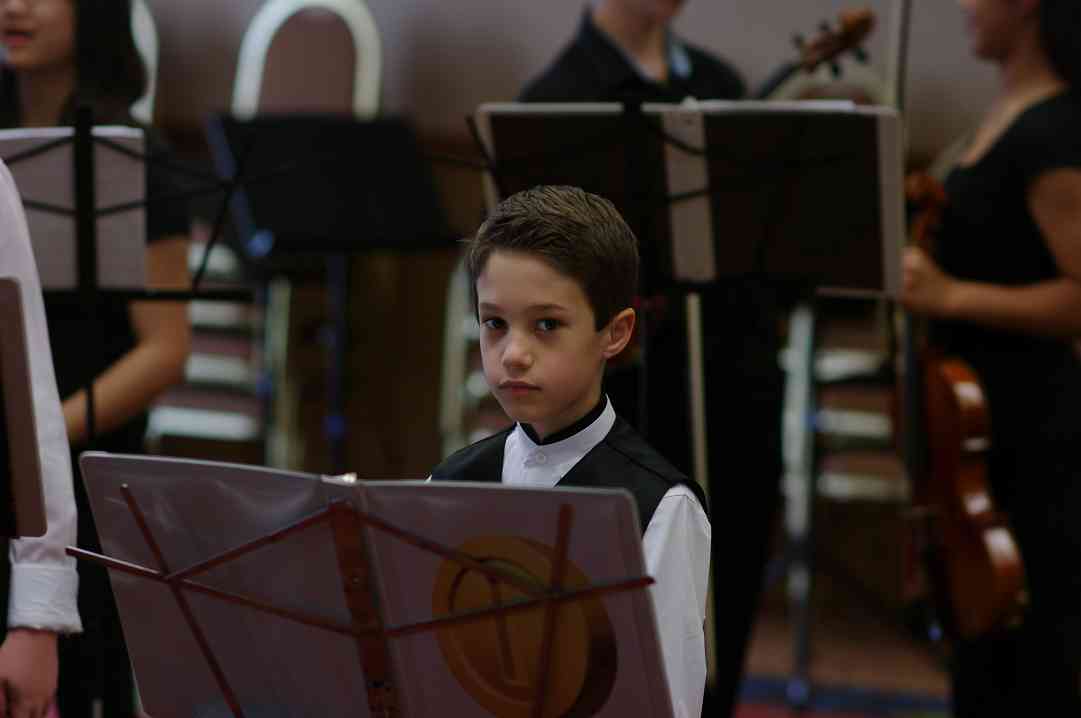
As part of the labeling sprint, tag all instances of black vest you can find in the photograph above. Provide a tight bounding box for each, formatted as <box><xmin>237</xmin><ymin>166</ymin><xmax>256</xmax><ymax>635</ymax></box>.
<box><xmin>431</xmin><ymin>417</ymin><xmax>708</xmax><ymax>534</ymax></box>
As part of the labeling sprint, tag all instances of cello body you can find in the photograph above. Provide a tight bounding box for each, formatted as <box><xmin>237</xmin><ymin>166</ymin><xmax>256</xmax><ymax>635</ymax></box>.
<box><xmin>916</xmin><ymin>354</ymin><xmax>1026</xmax><ymax>638</ymax></box>
<box><xmin>903</xmin><ymin>173</ymin><xmax>1026</xmax><ymax>640</ymax></box>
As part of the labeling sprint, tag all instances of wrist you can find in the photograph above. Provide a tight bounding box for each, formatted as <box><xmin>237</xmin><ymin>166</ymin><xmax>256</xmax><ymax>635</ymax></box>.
<box><xmin>941</xmin><ymin>278</ymin><xmax>970</xmax><ymax>320</ymax></box>
<box><xmin>6</xmin><ymin>628</ymin><xmax>58</xmax><ymax>642</ymax></box>
<box><xmin>0</xmin><ymin>628</ymin><xmax>59</xmax><ymax>659</ymax></box>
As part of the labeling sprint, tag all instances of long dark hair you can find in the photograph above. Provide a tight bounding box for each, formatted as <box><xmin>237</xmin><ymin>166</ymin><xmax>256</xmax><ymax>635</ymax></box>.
<box><xmin>0</xmin><ymin>0</ymin><xmax>146</xmax><ymax>126</ymax></box>
<box><xmin>75</xmin><ymin>0</ymin><xmax>147</xmax><ymax>122</ymax></box>
<box><xmin>1041</xmin><ymin>0</ymin><xmax>1081</xmax><ymax>90</ymax></box>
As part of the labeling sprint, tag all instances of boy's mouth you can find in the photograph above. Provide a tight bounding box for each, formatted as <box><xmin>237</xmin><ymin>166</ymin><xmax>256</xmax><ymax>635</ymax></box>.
<box><xmin>499</xmin><ymin>380</ymin><xmax>540</xmax><ymax>394</ymax></box>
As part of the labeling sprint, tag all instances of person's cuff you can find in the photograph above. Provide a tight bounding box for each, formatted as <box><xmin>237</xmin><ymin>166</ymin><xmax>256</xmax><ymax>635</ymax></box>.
<box><xmin>7</xmin><ymin>563</ymin><xmax>82</xmax><ymax>634</ymax></box>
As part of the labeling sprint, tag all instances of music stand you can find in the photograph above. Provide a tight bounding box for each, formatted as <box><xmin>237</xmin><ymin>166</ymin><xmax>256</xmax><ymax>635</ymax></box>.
<box><xmin>206</xmin><ymin>114</ymin><xmax>451</xmax><ymax>266</ymax></box>
<box><xmin>643</xmin><ymin>100</ymin><xmax>904</xmax><ymax>295</ymax></box>
<box><xmin>475</xmin><ymin>101</ymin><xmax>903</xmax><ymax>296</ymax></box>
<box><xmin>205</xmin><ymin>114</ymin><xmax>455</xmax><ymax>472</ymax></box>
<box><xmin>73</xmin><ymin>452</ymin><xmax>675</xmax><ymax>718</ymax></box>
<box><xmin>0</xmin><ymin>278</ymin><xmax>48</xmax><ymax>539</ymax></box>
<box><xmin>0</xmin><ymin>107</ymin><xmax>253</xmax><ymax>445</ymax></box>
<box><xmin>0</xmin><ymin>126</ymin><xmax>147</xmax><ymax>291</ymax></box>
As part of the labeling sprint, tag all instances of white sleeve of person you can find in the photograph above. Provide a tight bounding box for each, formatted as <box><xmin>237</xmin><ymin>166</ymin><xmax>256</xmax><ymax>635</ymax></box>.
<box><xmin>0</xmin><ymin>161</ymin><xmax>81</xmax><ymax>634</ymax></box>
<box><xmin>642</xmin><ymin>484</ymin><xmax>710</xmax><ymax>718</ymax></box>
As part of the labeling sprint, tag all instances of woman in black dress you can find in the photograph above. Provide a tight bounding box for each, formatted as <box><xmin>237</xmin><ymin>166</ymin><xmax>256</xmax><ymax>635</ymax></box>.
<box><xmin>1</xmin><ymin>1</ymin><xmax>191</xmax><ymax>715</ymax></box>
<box><xmin>902</xmin><ymin>0</ymin><xmax>1081</xmax><ymax>714</ymax></box>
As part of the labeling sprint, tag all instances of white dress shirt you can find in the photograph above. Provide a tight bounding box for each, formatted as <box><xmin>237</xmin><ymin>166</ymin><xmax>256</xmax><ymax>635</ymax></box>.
<box><xmin>501</xmin><ymin>398</ymin><xmax>710</xmax><ymax>718</ymax></box>
<box><xmin>0</xmin><ymin>160</ymin><xmax>81</xmax><ymax>633</ymax></box>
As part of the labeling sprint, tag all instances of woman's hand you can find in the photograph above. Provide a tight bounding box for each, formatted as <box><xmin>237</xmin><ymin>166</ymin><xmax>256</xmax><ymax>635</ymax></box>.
<box><xmin>901</xmin><ymin>246</ymin><xmax>961</xmax><ymax>318</ymax></box>
<box><xmin>0</xmin><ymin>629</ymin><xmax>57</xmax><ymax>718</ymax></box>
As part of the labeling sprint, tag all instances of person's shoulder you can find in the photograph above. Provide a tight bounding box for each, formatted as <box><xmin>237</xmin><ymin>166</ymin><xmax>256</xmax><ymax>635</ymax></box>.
<box><xmin>599</xmin><ymin>416</ymin><xmax>708</xmax><ymax>513</ymax></box>
<box><xmin>682</xmin><ymin>41</ymin><xmax>746</xmax><ymax>99</ymax></box>
<box><xmin>602</xmin><ymin>416</ymin><xmax>687</xmax><ymax>483</ymax></box>
<box><xmin>1010</xmin><ymin>90</ymin><xmax>1081</xmax><ymax>141</ymax></box>
<box><xmin>519</xmin><ymin>39</ymin><xmax>602</xmax><ymax>102</ymax></box>
<box><xmin>430</xmin><ymin>425</ymin><xmax>514</xmax><ymax>480</ymax></box>
<box><xmin>1007</xmin><ymin>90</ymin><xmax>1081</xmax><ymax>173</ymax></box>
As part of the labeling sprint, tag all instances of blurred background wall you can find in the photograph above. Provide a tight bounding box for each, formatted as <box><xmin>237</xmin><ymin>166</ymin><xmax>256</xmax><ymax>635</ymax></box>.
<box><xmin>148</xmin><ymin>0</ymin><xmax>994</xmax><ymax>162</ymax></box>
<box><xmin>137</xmin><ymin>0</ymin><xmax>996</xmax><ymax>478</ymax></box>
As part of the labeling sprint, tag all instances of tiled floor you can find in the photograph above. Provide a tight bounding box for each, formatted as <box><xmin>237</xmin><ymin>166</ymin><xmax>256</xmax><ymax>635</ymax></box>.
<box><xmin>734</xmin><ymin>564</ymin><xmax>951</xmax><ymax>717</ymax></box>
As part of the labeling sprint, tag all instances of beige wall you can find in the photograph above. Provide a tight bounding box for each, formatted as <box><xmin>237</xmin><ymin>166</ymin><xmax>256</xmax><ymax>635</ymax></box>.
<box><xmin>148</xmin><ymin>0</ymin><xmax>997</xmax><ymax>161</ymax></box>
<box><xmin>137</xmin><ymin>0</ymin><xmax>997</xmax><ymax>473</ymax></box>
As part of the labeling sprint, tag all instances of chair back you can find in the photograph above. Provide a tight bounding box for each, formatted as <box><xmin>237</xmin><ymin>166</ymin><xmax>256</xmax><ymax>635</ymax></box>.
<box><xmin>232</xmin><ymin>0</ymin><xmax>381</xmax><ymax>119</ymax></box>
<box><xmin>131</xmin><ymin>0</ymin><xmax>159</xmax><ymax>123</ymax></box>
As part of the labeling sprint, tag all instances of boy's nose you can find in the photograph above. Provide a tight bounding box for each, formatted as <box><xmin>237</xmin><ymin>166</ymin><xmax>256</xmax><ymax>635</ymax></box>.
<box><xmin>501</xmin><ymin>334</ymin><xmax>534</xmax><ymax>370</ymax></box>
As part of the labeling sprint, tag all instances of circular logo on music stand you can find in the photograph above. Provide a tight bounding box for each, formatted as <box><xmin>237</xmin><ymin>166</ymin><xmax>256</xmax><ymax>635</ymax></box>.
<box><xmin>431</xmin><ymin>536</ymin><xmax>617</xmax><ymax>717</ymax></box>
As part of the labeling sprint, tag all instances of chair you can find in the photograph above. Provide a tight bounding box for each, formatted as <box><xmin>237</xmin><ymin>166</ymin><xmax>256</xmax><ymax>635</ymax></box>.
<box><xmin>228</xmin><ymin>0</ymin><xmax>383</xmax><ymax>470</ymax></box>
<box><xmin>231</xmin><ymin>0</ymin><xmax>382</xmax><ymax>120</ymax></box>
<box><xmin>130</xmin><ymin>0</ymin><xmax>159</xmax><ymax>123</ymax></box>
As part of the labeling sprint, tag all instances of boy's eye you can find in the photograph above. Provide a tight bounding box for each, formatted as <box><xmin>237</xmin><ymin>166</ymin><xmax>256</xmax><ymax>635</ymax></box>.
<box><xmin>481</xmin><ymin>317</ymin><xmax>505</xmax><ymax>331</ymax></box>
<box><xmin>536</xmin><ymin>318</ymin><xmax>561</xmax><ymax>332</ymax></box>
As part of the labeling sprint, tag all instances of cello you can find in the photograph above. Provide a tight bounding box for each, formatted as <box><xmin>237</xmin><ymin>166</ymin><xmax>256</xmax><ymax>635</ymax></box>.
<box><xmin>901</xmin><ymin>172</ymin><xmax>1027</xmax><ymax>640</ymax></box>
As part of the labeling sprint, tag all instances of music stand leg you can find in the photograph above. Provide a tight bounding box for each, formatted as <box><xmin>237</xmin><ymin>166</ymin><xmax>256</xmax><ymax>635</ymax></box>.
<box><xmin>325</xmin><ymin>253</ymin><xmax>350</xmax><ymax>474</ymax></box>
<box><xmin>684</xmin><ymin>292</ymin><xmax>719</xmax><ymax>682</ymax></box>
<box><xmin>782</xmin><ymin>302</ymin><xmax>818</xmax><ymax>710</ymax></box>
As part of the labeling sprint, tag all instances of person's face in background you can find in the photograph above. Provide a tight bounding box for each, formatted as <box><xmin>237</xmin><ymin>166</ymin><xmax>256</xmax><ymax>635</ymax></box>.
<box><xmin>604</xmin><ymin>0</ymin><xmax>686</xmax><ymax>27</ymax></box>
<box><xmin>0</xmin><ymin>0</ymin><xmax>75</xmax><ymax>73</ymax></box>
<box><xmin>957</xmin><ymin>0</ymin><xmax>1038</xmax><ymax>62</ymax></box>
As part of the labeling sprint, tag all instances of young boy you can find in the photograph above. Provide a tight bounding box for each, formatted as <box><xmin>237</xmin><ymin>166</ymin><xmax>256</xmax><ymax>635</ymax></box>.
<box><xmin>430</xmin><ymin>185</ymin><xmax>710</xmax><ymax>718</ymax></box>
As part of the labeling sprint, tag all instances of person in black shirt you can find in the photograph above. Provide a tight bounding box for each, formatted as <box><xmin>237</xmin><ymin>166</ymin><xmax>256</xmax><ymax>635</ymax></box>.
<box><xmin>1</xmin><ymin>1</ymin><xmax>191</xmax><ymax>715</ymax></box>
<box><xmin>901</xmin><ymin>1</ymin><xmax>1081</xmax><ymax>715</ymax></box>
<box><xmin>521</xmin><ymin>4</ymin><xmax>744</xmax><ymax>104</ymax></box>
<box><xmin>521</xmin><ymin>4</ymin><xmax>784</xmax><ymax>717</ymax></box>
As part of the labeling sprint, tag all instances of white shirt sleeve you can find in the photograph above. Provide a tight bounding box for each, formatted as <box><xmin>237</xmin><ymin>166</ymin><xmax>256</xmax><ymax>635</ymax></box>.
<box><xmin>0</xmin><ymin>161</ymin><xmax>81</xmax><ymax>634</ymax></box>
<box><xmin>642</xmin><ymin>484</ymin><xmax>710</xmax><ymax>718</ymax></box>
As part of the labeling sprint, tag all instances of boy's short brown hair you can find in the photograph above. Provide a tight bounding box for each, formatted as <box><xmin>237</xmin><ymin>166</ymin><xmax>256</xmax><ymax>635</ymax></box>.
<box><xmin>466</xmin><ymin>186</ymin><xmax>639</xmax><ymax>329</ymax></box>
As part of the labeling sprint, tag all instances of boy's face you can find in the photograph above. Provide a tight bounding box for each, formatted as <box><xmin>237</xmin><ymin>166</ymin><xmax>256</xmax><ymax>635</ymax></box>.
<box><xmin>476</xmin><ymin>250</ymin><xmax>633</xmax><ymax>441</ymax></box>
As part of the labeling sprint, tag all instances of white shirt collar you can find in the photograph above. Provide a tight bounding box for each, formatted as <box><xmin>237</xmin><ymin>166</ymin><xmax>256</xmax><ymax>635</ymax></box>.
<box><xmin>617</xmin><ymin>32</ymin><xmax>694</xmax><ymax>84</ymax></box>
<box><xmin>502</xmin><ymin>397</ymin><xmax>616</xmax><ymax>488</ymax></box>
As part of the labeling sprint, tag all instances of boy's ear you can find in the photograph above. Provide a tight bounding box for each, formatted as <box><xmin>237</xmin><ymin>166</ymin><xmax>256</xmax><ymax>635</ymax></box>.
<box><xmin>601</xmin><ymin>308</ymin><xmax>636</xmax><ymax>359</ymax></box>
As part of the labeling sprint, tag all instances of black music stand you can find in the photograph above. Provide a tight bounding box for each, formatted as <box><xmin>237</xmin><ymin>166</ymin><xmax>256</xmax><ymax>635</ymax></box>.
<box><xmin>205</xmin><ymin>114</ymin><xmax>455</xmax><ymax>473</ymax></box>
<box><xmin>476</xmin><ymin>101</ymin><xmax>903</xmax><ymax>294</ymax></box>
<box><xmin>473</xmin><ymin>100</ymin><xmax>905</xmax><ymax>706</ymax></box>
